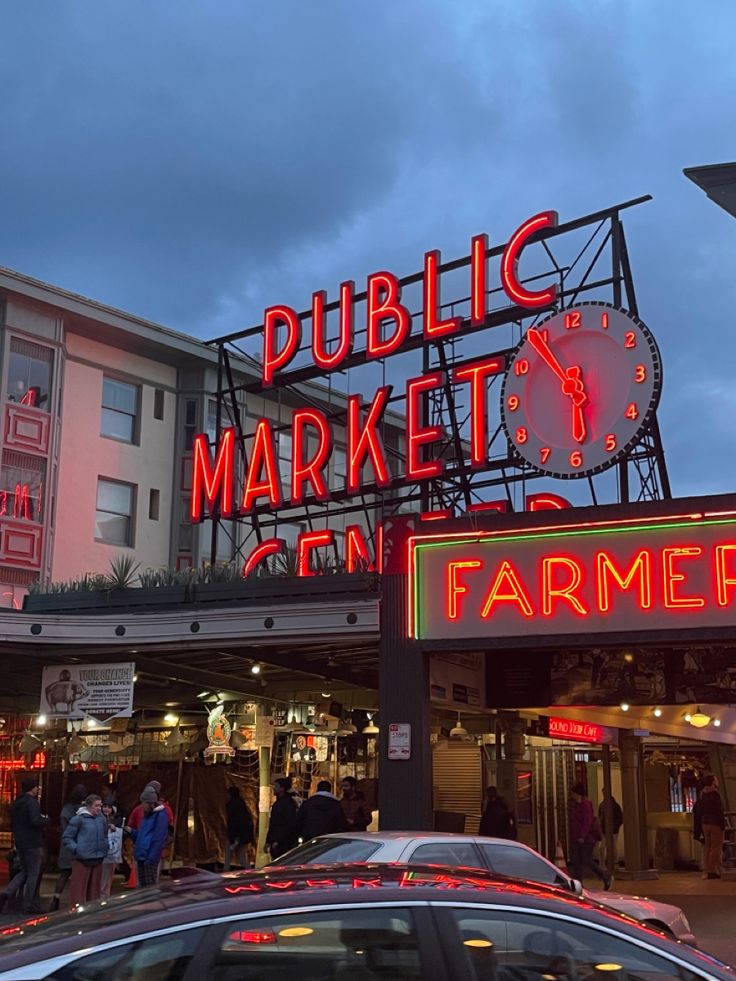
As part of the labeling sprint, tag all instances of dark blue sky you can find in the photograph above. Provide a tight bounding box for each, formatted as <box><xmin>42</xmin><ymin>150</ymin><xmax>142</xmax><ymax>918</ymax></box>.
<box><xmin>1</xmin><ymin>2</ymin><xmax>735</xmax><ymax>497</ymax></box>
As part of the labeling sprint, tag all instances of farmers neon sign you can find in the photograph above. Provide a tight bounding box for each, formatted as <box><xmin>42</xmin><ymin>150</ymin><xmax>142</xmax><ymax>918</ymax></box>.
<box><xmin>409</xmin><ymin>510</ymin><xmax>736</xmax><ymax>640</ymax></box>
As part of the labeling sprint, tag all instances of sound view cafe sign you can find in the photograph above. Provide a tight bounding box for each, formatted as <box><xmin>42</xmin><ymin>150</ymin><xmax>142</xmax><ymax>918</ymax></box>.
<box><xmin>190</xmin><ymin>211</ymin><xmax>574</xmax><ymax>575</ymax></box>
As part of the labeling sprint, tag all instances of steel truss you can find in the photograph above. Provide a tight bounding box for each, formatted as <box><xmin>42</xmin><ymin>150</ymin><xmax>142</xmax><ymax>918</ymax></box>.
<box><xmin>206</xmin><ymin>195</ymin><xmax>671</xmax><ymax>565</ymax></box>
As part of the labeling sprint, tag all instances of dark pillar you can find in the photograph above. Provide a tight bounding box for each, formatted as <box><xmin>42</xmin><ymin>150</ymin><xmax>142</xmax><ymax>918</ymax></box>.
<box><xmin>618</xmin><ymin>730</ymin><xmax>657</xmax><ymax>880</ymax></box>
<box><xmin>378</xmin><ymin>572</ymin><xmax>433</xmax><ymax>830</ymax></box>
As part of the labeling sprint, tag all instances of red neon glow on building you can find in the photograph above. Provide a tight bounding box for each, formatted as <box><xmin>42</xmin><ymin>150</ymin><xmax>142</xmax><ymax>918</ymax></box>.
<box><xmin>467</xmin><ymin>500</ymin><xmax>508</xmax><ymax>514</ymax></box>
<box><xmin>297</xmin><ymin>529</ymin><xmax>334</xmax><ymax>577</ymax></box>
<box><xmin>241</xmin><ymin>419</ymin><xmax>282</xmax><ymax>513</ymax></box>
<box><xmin>263</xmin><ymin>305</ymin><xmax>301</xmax><ymax>386</ymax></box>
<box><xmin>346</xmin><ymin>386</ymin><xmax>392</xmax><ymax>494</ymax></box>
<box><xmin>420</xmin><ymin>509</ymin><xmax>452</xmax><ymax>521</ymax></box>
<box><xmin>191</xmin><ymin>427</ymin><xmax>234</xmax><ymax>522</ymax></box>
<box><xmin>500</xmin><ymin>211</ymin><xmax>559</xmax><ymax>309</ymax></box>
<box><xmin>365</xmin><ymin>272</ymin><xmax>411</xmax><ymax>359</ymax></box>
<box><xmin>526</xmin><ymin>493</ymin><xmax>572</xmax><ymax>512</ymax></box>
<box><xmin>406</xmin><ymin>372</ymin><xmax>445</xmax><ymax>480</ymax></box>
<box><xmin>452</xmin><ymin>358</ymin><xmax>504</xmax><ymax>466</ymax></box>
<box><xmin>480</xmin><ymin>559</ymin><xmax>534</xmax><ymax>618</ymax></box>
<box><xmin>470</xmin><ymin>234</ymin><xmax>488</xmax><ymax>325</ymax></box>
<box><xmin>242</xmin><ymin>538</ymin><xmax>285</xmax><ymax>577</ymax></box>
<box><xmin>548</xmin><ymin>717</ymin><xmax>604</xmax><ymax>743</ymax></box>
<box><xmin>662</xmin><ymin>547</ymin><xmax>705</xmax><ymax>609</ymax></box>
<box><xmin>716</xmin><ymin>545</ymin><xmax>736</xmax><ymax>607</ymax></box>
<box><xmin>596</xmin><ymin>549</ymin><xmax>652</xmax><ymax>613</ymax></box>
<box><xmin>290</xmin><ymin>409</ymin><xmax>331</xmax><ymax>503</ymax></box>
<box><xmin>311</xmin><ymin>284</ymin><xmax>353</xmax><ymax>371</ymax></box>
<box><xmin>345</xmin><ymin>525</ymin><xmax>374</xmax><ymax>573</ymax></box>
<box><xmin>541</xmin><ymin>556</ymin><xmax>587</xmax><ymax>615</ymax></box>
<box><xmin>447</xmin><ymin>560</ymin><xmax>482</xmax><ymax>619</ymax></box>
<box><xmin>423</xmin><ymin>250</ymin><xmax>462</xmax><ymax>339</ymax></box>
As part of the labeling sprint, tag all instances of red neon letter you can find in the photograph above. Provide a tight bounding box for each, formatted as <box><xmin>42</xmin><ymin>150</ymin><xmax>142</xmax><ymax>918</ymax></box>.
<box><xmin>541</xmin><ymin>556</ymin><xmax>587</xmax><ymax>616</ymax></box>
<box><xmin>406</xmin><ymin>372</ymin><xmax>445</xmax><ymax>480</ymax></box>
<box><xmin>191</xmin><ymin>428</ymin><xmax>234</xmax><ymax>522</ymax></box>
<box><xmin>526</xmin><ymin>493</ymin><xmax>572</xmax><ymax>512</ymax></box>
<box><xmin>345</xmin><ymin>525</ymin><xmax>375</xmax><ymax>573</ymax></box>
<box><xmin>263</xmin><ymin>305</ymin><xmax>301</xmax><ymax>386</ymax></box>
<box><xmin>596</xmin><ymin>549</ymin><xmax>652</xmax><ymax>613</ymax></box>
<box><xmin>471</xmin><ymin>234</ymin><xmax>488</xmax><ymax>326</ymax></box>
<box><xmin>290</xmin><ymin>409</ymin><xmax>331</xmax><ymax>504</ymax></box>
<box><xmin>423</xmin><ymin>250</ymin><xmax>462</xmax><ymax>339</ymax></box>
<box><xmin>500</xmin><ymin>211</ymin><xmax>558</xmax><ymax>309</ymax></box>
<box><xmin>453</xmin><ymin>358</ymin><xmax>504</xmax><ymax>466</ymax></box>
<box><xmin>346</xmin><ymin>386</ymin><xmax>392</xmax><ymax>494</ymax></box>
<box><xmin>297</xmin><ymin>529</ymin><xmax>334</xmax><ymax>577</ymax></box>
<box><xmin>481</xmin><ymin>560</ymin><xmax>534</xmax><ymax>618</ymax></box>
<box><xmin>447</xmin><ymin>560</ymin><xmax>482</xmax><ymax>620</ymax></box>
<box><xmin>311</xmin><ymin>283</ymin><xmax>353</xmax><ymax>371</ymax></box>
<box><xmin>242</xmin><ymin>538</ymin><xmax>286</xmax><ymax>577</ymax></box>
<box><xmin>241</xmin><ymin>419</ymin><xmax>282</xmax><ymax>513</ymax></box>
<box><xmin>715</xmin><ymin>545</ymin><xmax>736</xmax><ymax>607</ymax></box>
<box><xmin>662</xmin><ymin>547</ymin><xmax>705</xmax><ymax>609</ymax></box>
<box><xmin>365</xmin><ymin>272</ymin><xmax>411</xmax><ymax>359</ymax></box>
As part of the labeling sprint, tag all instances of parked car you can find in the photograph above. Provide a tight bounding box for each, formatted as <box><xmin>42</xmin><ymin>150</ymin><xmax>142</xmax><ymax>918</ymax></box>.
<box><xmin>270</xmin><ymin>831</ymin><xmax>696</xmax><ymax>944</ymax></box>
<box><xmin>0</xmin><ymin>864</ymin><xmax>726</xmax><ymax>981</ymax></box>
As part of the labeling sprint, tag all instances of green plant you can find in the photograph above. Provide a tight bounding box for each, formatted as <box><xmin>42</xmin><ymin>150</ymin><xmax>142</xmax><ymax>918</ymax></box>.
<box><xmin>105</xmin><ymin>554</ymin><xmax>140</xmax><ymax>590</ymax></box>
<box><xmin>200</xmin><ymin>561</ymin><xmax>241</xmax><ymax>584</ymax></box>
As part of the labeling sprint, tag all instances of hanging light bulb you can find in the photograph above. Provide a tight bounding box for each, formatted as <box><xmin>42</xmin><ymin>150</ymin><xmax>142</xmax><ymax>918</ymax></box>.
<box><xmin>450</xmin><ymin>714</ymin><xmax>469</xmax><ymax>739</ymax></box>
<box><xmin>688</xmin><ymin>707</ymin><xmax>711</xmax><ymax>728</ymax></box>
<box><xmin>362</xmin><ymin>713</ymin><xmax>379</xmax><ymax>735</ymax></box>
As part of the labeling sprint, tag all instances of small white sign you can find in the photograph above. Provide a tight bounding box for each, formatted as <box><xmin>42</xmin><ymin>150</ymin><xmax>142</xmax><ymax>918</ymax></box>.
<box><xmin>388</xmin><ymin>723</ymin><xmax>411</xmax><ymax>760</ymax></box>
<box><xmin>40</xmin><ymin>662</ymin><xmax>135</xmax><ymax>722</ymax></box>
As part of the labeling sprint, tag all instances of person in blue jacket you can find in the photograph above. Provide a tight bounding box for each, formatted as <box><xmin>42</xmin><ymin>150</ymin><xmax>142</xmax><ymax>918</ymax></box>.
<box><xmin>125</xmin><ymin>786</ymin><xmax>169</xmax><ymax>887</ymax></box>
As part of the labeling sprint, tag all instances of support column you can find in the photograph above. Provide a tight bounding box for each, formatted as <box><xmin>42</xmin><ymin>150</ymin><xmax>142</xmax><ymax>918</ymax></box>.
<box><xmin>618</xmin><ymin>730</ymin><xmax>656</xmax><ymax>880</ymax></box>
<box><xmin>378</xmin><ymin>572</ymin><xmax>433</xmax><ymax>830</ymax></box>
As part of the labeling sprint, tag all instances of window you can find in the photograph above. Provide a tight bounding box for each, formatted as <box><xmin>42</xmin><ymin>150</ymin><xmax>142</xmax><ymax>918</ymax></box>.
<box><xmin>332</xmin><ymin>445</ymin><xmax>347</xmax><ymax>491</ymax></box>
<box><xmin>154</xmin><ymin>388</ymin><xmax>165</xmax><ymax>421</ymax></box>
<box><xmin>101</xmin><ymin>377</ymin><xmax>139</xmax><ymax>443</ymax></box>
<box><xmin>409</xmin><ymin>842</ymin><xmax>482</xmax><ymax>868</ymax></box>
<box><xmin>274</xmin><ymin>836</ymin><xmax>382</xmax><ymax>865</ymax></box>
<box><xmin>206</xmin><ymin>398</ymin><xmax>220</xmax><ymax>443</ymax></box>
<box><xmin>47</xmin><ymin>924</ymin><xmax>206</xmax><ymax>981</ymax></box>
<box><xmin>0</xmin><ymin>451</ymin><xmax>46</xmax><ymax>522</ymax></box>
<box><xmin>480</xmin><ymin>843</ymin><xmax>565</xmax><ymax>887</ymax></box>
<box><xmin>96</xmin><ymin>479</ymin><xmax>135</xmax><ymax>547</ymax></box>
<box><xmin>183</xmin><ymin>399</ymin><xmax>198</xmax><ymax>451</ymax></box>
<box><xmin>211</xmin><ymin>907</ymin><xmax>422</xmax><ymax>981</ymax></box>
<box><xmin>447</xmin><ymin>908</ymin><xmax>699</xmax><ymax>981</ymax></box>
<box><xmin>149</xmin><ymin>488</ymin><xmax>160</xmax><ymax>521</ymax></box>
<box><xmin>7</xmin><ymin>337</ymin><xmax>53</xmax><ymax>410</ymax></box>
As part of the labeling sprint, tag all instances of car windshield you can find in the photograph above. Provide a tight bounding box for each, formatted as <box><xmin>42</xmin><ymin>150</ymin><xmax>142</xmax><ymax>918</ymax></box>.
<box><xmin>273</xmin><ymin>837</ymin><xmax>382</xmax><ymax>865</ymax></box>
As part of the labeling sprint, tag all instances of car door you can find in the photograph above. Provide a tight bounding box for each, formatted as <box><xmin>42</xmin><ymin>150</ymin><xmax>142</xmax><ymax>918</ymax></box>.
<box><xmin>402</xmin><ymin>840</ymin><xmax>488</xmax><ymax>871</ymax></box>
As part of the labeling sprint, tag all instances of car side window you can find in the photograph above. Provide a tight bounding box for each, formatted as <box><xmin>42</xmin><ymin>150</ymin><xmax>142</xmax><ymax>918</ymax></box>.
<box><xmin>209</xmin><ymin>906</ymin><xmax>422</xmax><ymax>981</ymax></box>
<box><xmin>480</xmin><ymin>843</ymin><xmax>565</xmax><ymax>886</ymax></box>
<box><xmin>447</xmin><ymin>908</ymin><xmax>700</xmax><ymax>981</ymax></box>
<box><xmin>409</xmin><ymin>842</ymin><xmax>483</xmax><ymax>869</ymax></box>
<box><xmin>45</xmin><ymin>925</ymin><xmax>206</xmax><ymax>981</ymax></box>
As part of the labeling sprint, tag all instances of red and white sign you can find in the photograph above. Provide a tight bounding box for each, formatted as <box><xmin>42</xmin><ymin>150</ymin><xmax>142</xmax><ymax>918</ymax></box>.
<box><xmin>387</xmin><ymin>723</ymin><xmax>411</xmax><ymax>760</ymax></box>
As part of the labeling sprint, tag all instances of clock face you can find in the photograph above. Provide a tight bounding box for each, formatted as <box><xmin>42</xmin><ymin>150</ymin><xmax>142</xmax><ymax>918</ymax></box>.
<box><xmin>500</xmin><ymin>302</ymin><xmax>662</xmax><ymax>479</ymax></box>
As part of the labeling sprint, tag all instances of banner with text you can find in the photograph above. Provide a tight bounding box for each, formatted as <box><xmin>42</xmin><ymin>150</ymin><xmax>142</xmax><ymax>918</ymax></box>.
<box><xmin>40</xmin><ymin>662</ymin><xmax>135</xmax><ymax>722</ymax></box>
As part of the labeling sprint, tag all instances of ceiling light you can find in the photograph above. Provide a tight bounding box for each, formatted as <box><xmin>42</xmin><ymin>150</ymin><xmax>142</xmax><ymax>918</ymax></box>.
<box><xmin>164</xmin><ymin>712</ymin><xmax>179</xmax><ymax>725</ymax></box>
<box><xmin>197</xmin><ymin>691</ymin><xmax>210</xmax><ymax>699</ymax></box>
<box><xmin>133</xmin><ymin>674</ymin><xmax>138</xmax><ymax>682</ymax></box>
<box><xmin>450</xmin><ymin>713</ymin><xmax>469</xmax><ymax>738</ymax></box>
<box><xmin>86</xmin><ymin>718</ymin><xmax>97</xmax><ymax>729</ymax></box>
<box><xmin>688</xmin><ymin>708</ymin><xmax>711</xmax><ymax>728</ymax></box>
<box><xmin>250</xmin><ymin>664</ymin><xmax>261</xmax><ymax>675</ymax></box>
<box><xmin>35</xmin><ymin>714</ymin><xmax>47</xmax><ymax>727</ymax></box>
<box><xmin>714</xmin><ymin>719</ymin><xmax>721</xmax><ymax>727</ymax></box>
<box><xmin>653</xmin><ymin>708</ymin><xmax>662</xmax><ymax>718</ymax></box>
<box><xmin>620</xmin><ymin>703</ymin><xmax>629</xmax><ymax>712</ymax></box>
<box><xmin>362</xmin><ymin>713</ymin><xmax>379</xmax><ymax>735</ymax></box>
<box><xmin>623</xmin><ymin>652</ymin><xmax>634</xmax><ymax>663</ymax></box>
<box><xmin>684</xmin><ymin>713</ymin><xmax>692</xmax><ymax>722</ymax></box>
<box><xmin>321</xmin><ymin>692</ymin><xmax>331</xmax><ymax>699</ymax></box>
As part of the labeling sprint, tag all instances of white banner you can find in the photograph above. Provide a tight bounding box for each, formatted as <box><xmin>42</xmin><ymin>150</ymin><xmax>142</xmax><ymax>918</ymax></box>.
<box><xmin>40</xmin><ymin>662</ymin><xmax>135</xmax><ymax>722</ymax></box>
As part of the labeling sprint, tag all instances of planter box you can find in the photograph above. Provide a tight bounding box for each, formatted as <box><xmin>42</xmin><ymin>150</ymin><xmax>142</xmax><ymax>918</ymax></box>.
<box><xmin>23</xmin><ymin>592</ymin><xmax>110</xmax><ymax>614</ymax></box>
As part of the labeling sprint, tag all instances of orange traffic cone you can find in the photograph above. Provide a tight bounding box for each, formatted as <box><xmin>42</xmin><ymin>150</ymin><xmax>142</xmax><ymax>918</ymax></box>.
<box><xmin>124</xmin><ymin>864</ymin><xmax>137</xmax><ymax>888</ymax></box>
<box><xmin>554</xmin><ymin>841</ymin><xmax>567</xmax><ymax>871</ymax></box>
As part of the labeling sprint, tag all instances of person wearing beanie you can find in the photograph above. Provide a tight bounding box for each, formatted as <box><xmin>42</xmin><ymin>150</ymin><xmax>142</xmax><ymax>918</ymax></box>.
<box><xmin>0</xmin><ymin>777</ymin><xmax>48</xmax><ymax>914</ymax></box>
<box><xmin>127</xmin><ymin>782</ymin><xmax>174</xmax><ymax>834</ymax></box>
<box><xmin>125</xmin><ymin>788</ymin><xmax>170</xmax><ymax>887</ymax></box>
<box><xmin>62</xmin><ymin>793</ymin><xmax>109</xmax><ymax>908</ymax></box>
<box><xmin>49</xmin><ymin>783</ymin><xmax>87</xmax><ymax>911</ymax></box>
<box><xmin>296</xmin><ymin>780</ymin><xmax>348</xmax><ymax>843</ymax></box>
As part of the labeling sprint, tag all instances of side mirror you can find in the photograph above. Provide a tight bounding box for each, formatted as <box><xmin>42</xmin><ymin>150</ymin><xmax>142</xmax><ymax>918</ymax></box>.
<box><xmin>570</xmin><ymin>878</ymin><xmax>584</xmax><ymax>897</ymax></box>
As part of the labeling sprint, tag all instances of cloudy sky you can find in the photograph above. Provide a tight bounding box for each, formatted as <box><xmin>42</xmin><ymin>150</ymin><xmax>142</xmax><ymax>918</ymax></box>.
<box><xmin>1</xmin><ymin>1</ymin><xmax>735</xmax><ymax>497</ymax></box>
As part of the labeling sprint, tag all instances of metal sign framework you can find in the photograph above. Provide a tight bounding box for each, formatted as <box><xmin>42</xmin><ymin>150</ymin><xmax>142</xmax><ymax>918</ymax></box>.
<box><xmin>206</xmin><ymin>195</ymin><xmax>671</xmax><ymax>565</ymax></box>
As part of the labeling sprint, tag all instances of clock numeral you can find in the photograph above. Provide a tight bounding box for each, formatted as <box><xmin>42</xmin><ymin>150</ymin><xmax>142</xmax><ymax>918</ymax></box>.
<box><xmin>538</xmin><ymin>328</ymin><xmax>549</xmax><ymax>343</ymax></box>
<box><xmin>624</xmin><ymin>331</ymin><xmax>636</xmax><ymax>349</ymax></box>
<box><xmin>634</xmin><ymin>364</ymin><xmax>646</xmax><ymax>383</ymax></box>
<box><xmin>605</xmin><ymin>434</ymin><xmax>617</xmax><ymax>452</ymax></box>
<box><xmin>625</xmin><ymin>402</ymin><xmax>639</xmax><ymax>421</ymax></box>
<box><xmin>569</xmin><ymin>450</ymin><xmax>583</xmax><ymax>468</ymax></box>
<box><xmin>564</xmin><ymin>311</ymin><xmax>581</xmax><ymax>329</ymax></box>
<box><xmin>540</xmin><ymin>447</ymin><xmax>551</xmax><ymax>464</ymax></box>
<box><xmin>507</xmin><ymin>395</ymin><xmax>520</xmax><ymax>412</ymax></box>
<box><xmin>514</xmin><ymin>358</ymin><xmax>529</xmax><ymax>377</ymax></box>
<box><xmin>601</xmin><ymin>312</ymin><xmax>609</xmax><ymax>329</ymax></box>
<box><xmin>516</xmin><ymin>427</ymin><xmax>528</xmax><ymax>444</ymax></box>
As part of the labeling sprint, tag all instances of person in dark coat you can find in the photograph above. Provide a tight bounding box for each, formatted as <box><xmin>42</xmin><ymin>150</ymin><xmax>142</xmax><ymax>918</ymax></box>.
<box><xmin>569</xmin><ymin>782</ymin><xmax>611</xmax><ymax>890</ymax></box>
<box><xmin>479</xmin><ymin>787</ymin><xmax>516</xmax><ymax>839</ymax></box>
<box><xmin>49</xmin><ymin>783</ymin><xmax>87</xmax><ymax>911</ymax></box>
<box><xmin>698</xmin><ymin>775</ymin><xmax>726</xmax><ymax>879</ymax></box>
<box><xmin>0</xmin><ymin>777</ymin><xmax>49</xmax><ymax>914</ymax></box>
<box><xmin>296</xmin><ymin>780</ymin><xmax>348</xmax><ymax>843</ymax></box>
<box><xmin>266</xmin><ymin>777</ymin><xmax>299</xmax><ymax>860</ymax></box>
<box><xmin>224</xmin><ymin>786</ymin><xmax>255</xmax><ymax>870</ymax></box>
<box><xmin>340</xmin><ymin>777</ymin><xmax>372</xmax><ymax>831</ymax></box>
<box><xmin>598</xmin><ymin>790</ymin><xmax>624</xmax><ymax>870</ymax></box>
<box><xmin>126</xmin><ymin>787</ymin><xmax>170</xmax><ymax>888</ymax></box>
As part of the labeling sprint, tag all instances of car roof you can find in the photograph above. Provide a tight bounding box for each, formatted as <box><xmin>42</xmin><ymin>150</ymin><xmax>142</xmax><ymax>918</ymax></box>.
<box><xmin>313</xmin><ymin>831</ymin><xmax>525</xmax><ymax>843</ymax></box>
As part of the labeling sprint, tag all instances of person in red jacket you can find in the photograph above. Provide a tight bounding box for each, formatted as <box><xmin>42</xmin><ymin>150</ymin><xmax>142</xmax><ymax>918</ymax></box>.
<box><xmin>569</xmin><ymin>782</ymin><xmax>611</xmax><ymax>890</ymax></box>
<box><xmin>127</xmin><ymin>781</ymin><xmax>174</xmax><ymax>831</ymax></box>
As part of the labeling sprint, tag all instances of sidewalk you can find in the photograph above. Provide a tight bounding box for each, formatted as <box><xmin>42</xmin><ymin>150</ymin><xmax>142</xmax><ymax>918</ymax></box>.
<box><xmin>607</xmin><ymin>870</ymin><xmax>736</xmax><ymax>897</ymax></box>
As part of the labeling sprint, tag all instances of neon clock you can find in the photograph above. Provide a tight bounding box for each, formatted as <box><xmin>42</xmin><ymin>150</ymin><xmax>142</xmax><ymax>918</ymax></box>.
<box><xmin>500</xmin><ymin>302</ymin><xmax>662</xmax><ymax>479</ymax></box>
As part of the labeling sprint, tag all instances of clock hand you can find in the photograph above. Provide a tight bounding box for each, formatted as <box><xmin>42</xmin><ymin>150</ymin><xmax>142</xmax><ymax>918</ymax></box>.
<box><xmin>526</xmin><ymin>328</ymin><xmax>568</xmax><ymax>384</ymax></box>
<box><xmin>527</xmin><ymin>329</ymin><xmax>589</xmax><ymax>443</ymax></box>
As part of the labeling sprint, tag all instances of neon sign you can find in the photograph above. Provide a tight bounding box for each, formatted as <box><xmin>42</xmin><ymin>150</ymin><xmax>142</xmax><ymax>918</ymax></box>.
<box><xmin>409</xmin><ymin>510</ymin><xmax>736</xmax><ymax>640</ymax></box>
<box><xmin>548</xmin><ymin>717</ymin><xmax>604</xmax><ymax>743</ymax></box>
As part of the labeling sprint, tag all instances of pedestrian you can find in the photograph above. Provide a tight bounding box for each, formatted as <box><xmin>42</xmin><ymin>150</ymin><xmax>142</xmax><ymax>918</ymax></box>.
<box><xmin>340</xmin><ymin>776</ymin><xmax>372</xmax><ymax>832</ymax></box>
<box><xmin>62</xmin><ymin>793</ymin><xmax>109</xmax><ymax>908</ymax></box>
<box><xmin>49</xmin><ymin>783</ymin><xmax>87</xmax><ymax>912</ymax></box>
<box><xmin>0</xmin><ymin>777</ymin><xmax>49</xmax><ymax>915</ymax></box>
<box><xmin>296</xmin><ymin>780</ymin><xmax>348</xmax><ymax>843</ymax></box>
<box><xmin>266</xmin><ymin>777</ymin><xmax>299</xmax><ymax>860</ymax></box>
<box><xmin>125</xmin><ymin>787</ymin><xmax>170</xmax><ymax>888</ymax></box>
<box><xmin>479</xmin><ymin>786</ymin><xmax>516</xmax><ymax>840</ymax></box>
<box><xmin>598</xmin><ymin>789</ymin><xmax>624</xmax><ymax>870</ymax></box>
<box><xmin>100</xmin><ymin>800</ymin><xmax>124</xmax><ymax>899</ymax></box>
<box><xmin>127</xmin><ymin>780</ymin><xmax>174</xmax><ymax>833</ymax></box>
<box><xmin>224</xmin><ymin>786</ymin><xmax>255</xmax><ymax>871</ymax></box>
<box><xmin>569</xmin><ymin>783</ymin><xmax>611</xmax><ymax>890</ymax></box>
<box><xmin>698</xmin><ymin>775</ymin><xmax>725</xmax><ymax>879</ymax></box>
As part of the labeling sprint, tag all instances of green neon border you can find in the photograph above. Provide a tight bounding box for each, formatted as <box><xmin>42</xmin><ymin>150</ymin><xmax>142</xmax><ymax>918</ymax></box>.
<box><xmin>411</xmin><ymin>516</ymin><xmax>736</xmax><ymax>640</ymax></box>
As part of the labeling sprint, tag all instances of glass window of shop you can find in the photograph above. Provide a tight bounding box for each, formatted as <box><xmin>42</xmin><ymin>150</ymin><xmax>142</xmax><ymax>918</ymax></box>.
<box><xmin>0</xmin><ymin>450</ymin><xmax>46</xmax><ymax>522</ymax></box>
<box><xmin>6</xmin><ymin>337</ymin><xmax>53</xmax><ymax>410</ymax></box>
